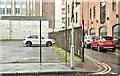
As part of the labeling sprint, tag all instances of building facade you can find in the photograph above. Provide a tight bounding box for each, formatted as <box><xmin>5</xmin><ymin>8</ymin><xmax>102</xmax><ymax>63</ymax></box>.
<box><xmin>66</xmin><ymin>0</ymin><xmax>89</xmax><ymax>35</ymax></box>
<box><xmin>0</xmin><ymin>0</ymin><xmax>42</xmax><ymax>16</ymax></box>
<box><xmin>42</xmin><ymin>0</ymin><xmax>55</xmax><ymax>32</ymax></box>
<box><xmin>54</xmin><ymin>0</ymin><xmax>63</xmax><ymax>32</ymax></box>
<box><xmin>88</xmin><ymin>0</ymin><xmax>120</xmax><ymax>38</ymax></box>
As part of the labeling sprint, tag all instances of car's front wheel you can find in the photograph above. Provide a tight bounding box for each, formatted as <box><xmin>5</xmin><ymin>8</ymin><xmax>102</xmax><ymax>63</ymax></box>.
<box><xmin>46</xmin><ymin>41</ymin><xmax>52</xmax><ymax>47</ymax></box>
<box><xmin>85</xmin><ymin>43</ymin><xmax>88</xmax><ymax>48</ymax></box>
<box><xmin>91</xmin><ymin>44</ymin><xmax>94</xmax><ymax>50</ymax></box>
<box><xmin>26</xmin><ymin>41</ymin><xmax>32</xmax><ymax>47</ymax></box>
<box><xmin>112</xmin><ymin>48</ymin><xmax>116</xmax><ymax>52</ymax></box>
<box><xmin>97</xmin><ymin>45</ymin><xmax>101</xmax><ymax>52</ymax></box>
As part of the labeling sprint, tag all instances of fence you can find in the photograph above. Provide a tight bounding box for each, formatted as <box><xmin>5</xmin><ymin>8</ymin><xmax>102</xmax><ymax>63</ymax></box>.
<box><xmin>49</xmin><ymin>27</ymin><xmax>83</xmax><ymax>57</ymax></box>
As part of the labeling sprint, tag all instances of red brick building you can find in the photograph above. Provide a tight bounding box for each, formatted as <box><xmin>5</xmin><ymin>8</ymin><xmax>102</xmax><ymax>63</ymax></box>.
<box><xmin>88</xmin><ymin>0</ymin><xmax>120</xmax><ymax>38</ymax></box>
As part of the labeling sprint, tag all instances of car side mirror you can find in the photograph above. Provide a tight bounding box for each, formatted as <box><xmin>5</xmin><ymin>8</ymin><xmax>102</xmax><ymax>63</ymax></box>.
<box><xmin>42</xmin><ymin>37</ymin><xmax>44</xmax><ymax>39</ymax></box>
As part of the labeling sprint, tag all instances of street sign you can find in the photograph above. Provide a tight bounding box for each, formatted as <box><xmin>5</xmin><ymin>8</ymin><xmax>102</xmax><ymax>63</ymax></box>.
<box><xmin>73</xmin><ymin>18</ymin><xmax>75</xmax><ymax>23</ymax></box>
<box><xmin>71</xmin><ymin>17</ymin><xmax>75</xmax><ymax>23</ymax></box>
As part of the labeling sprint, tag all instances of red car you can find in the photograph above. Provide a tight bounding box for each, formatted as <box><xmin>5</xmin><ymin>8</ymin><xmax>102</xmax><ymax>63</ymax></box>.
<box><xmin>91</xmin><ymin>36</ymin><xmax>116</xmax><ymax>52</ymax></box>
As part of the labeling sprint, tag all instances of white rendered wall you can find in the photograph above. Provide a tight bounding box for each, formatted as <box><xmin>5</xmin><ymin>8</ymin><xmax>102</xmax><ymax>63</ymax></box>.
<box><xmin>54</xmin><ymin>0</ymin><xmax>63</xmax><ymax>32</ymax></box>
<box><xmin>0</xmin><ymin>20</ymin><xmax>48</xmax><ymax>40</ymax></box>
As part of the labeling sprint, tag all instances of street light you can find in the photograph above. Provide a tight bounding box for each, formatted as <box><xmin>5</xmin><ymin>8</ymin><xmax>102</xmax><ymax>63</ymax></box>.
<box><xmin>70</xmin><ymin>0</ymin><xmax>80</xmax><ymax>69</ymax></box>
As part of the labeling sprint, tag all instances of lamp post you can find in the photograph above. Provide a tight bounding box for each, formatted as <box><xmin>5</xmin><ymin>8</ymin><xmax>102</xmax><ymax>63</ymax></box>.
<box><xmin>70</xmin><ymin>0</ymin><xmax>80</xmax><ymax>69</ymax></box>
<box><xmin>82</xmin><ymin>0</ymin><xmax>84</xmax><ymax>62</ymax></box>
<box><xmin>65</xmin><ymin>0</ymin><xmax>68</xmax><ymax>62</ymax></box>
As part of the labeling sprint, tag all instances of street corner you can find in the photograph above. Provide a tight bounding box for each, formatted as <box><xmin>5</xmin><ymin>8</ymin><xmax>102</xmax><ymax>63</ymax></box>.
<box><xmin>74</xmin><ymin>58</ymin><xmax>99</xmax><ymax>73</ymax></box>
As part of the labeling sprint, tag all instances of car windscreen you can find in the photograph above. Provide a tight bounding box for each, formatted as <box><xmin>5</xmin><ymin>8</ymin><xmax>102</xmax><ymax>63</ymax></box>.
<box><xmin>101</xmin><ymin>37</ymin><xmax>113</xmax><ymax>40</ymax></box>
<box><xmin>90</xmin><ymin>36</ymin><xmax>96</xmax><ymax>40</ymax></box>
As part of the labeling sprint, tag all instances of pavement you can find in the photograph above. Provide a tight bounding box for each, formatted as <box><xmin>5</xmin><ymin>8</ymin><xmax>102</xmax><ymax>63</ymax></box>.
<box><xmin>0</xmin><ymin>58</ymin><xmax>97</xmax><ymax>75</ymax></box>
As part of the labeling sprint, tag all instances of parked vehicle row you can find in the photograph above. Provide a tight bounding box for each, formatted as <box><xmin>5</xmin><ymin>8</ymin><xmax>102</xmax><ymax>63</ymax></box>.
<box><xmin>114</xmin><ymin>36</ymin><xmax>120</xmax><ymax>48</ymax></box>
<box><xmin>23</xmin><ymin>35</ymin><xmax>55</xmax><ymax>47</ymax></box>
<box><xmin>84</xmin><ymin>36</ymin><xmax>116</xmax><ymax>52</ymax></box>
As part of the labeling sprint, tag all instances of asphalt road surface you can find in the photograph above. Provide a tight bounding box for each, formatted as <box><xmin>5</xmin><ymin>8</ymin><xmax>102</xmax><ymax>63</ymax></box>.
<box><xmin>84</xmin><ymin>47</ymin><xmax>119</xmax><ymax>74</ymax></box>
<box><xmin>0</xmin><ymin>41</ymin><xmax>64</xmax><ymax>63</ymax></box>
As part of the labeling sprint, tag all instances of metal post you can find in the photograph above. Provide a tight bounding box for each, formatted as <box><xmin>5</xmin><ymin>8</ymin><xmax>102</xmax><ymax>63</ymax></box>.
<box><xmin>82</xmin><ymin>0</ymin><xmax>84</xmax><ymax>62</ymax></box>
<box><xmin>65</xmin><ymin>0</ymin><xmax>67</xmax><ymax>62</ymax></box>
<box><xmin>40</xmin><ymin>20</ymin><xmax>41</xmax><ymax>63</ymax></box>
<box><xmin>82</xmin><ymin>19</ymin><xmax>84</xmax><ymax>62</ymax></box>
<box><xmin>71</xmin><ymin>22</ymin><xmax>74</xmax><ymax>69</ymax></box>
<box><xmin>70</xmin><ymin>0</ymin><xmax>75</xmax><ymax>69</ymax></box>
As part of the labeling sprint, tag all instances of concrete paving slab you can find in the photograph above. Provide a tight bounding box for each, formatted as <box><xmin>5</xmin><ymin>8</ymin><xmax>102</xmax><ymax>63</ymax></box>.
<box><xmin>0</xmin><ymin>63</ymin><xmax>95</xmax><ymax>74</ymax></box>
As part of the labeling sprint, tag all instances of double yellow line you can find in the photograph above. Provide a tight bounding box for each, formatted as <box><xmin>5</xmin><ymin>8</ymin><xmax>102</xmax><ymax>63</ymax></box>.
<box><xmin>84</xmin><ymin>54</ymin><xmax>112</xmax><ymax>74</ymax></box>
<box><xmin>107</xmin><ymin>51</ymin><xmax>120</xmax><ymax>55</ymax></box>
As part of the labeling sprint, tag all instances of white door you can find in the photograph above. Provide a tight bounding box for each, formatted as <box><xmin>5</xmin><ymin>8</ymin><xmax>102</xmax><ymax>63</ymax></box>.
<box><xmin>29</xmin><ymin>35</ymin><xmax>38</xmax><ymax>45</ymax></box>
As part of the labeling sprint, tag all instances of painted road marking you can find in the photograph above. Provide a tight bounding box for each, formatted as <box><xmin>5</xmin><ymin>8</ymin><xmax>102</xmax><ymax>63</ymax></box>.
<box><xmin>84</xmin><ymin>54</ymin><xmax>112</xmax><ymax>74</ymax></box>
<box><xmin>107</xmin><ymin>51</ymin><xmax>120</xmax><ymax>55</ymax></box>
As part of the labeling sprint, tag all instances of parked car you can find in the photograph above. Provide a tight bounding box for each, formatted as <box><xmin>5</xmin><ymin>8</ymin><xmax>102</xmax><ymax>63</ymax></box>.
<box><xmin>91</xmin><ymin>36</ymin><xmax>116</xmax><ymax>52</ymax></box>
<box><xmin>23</xmin><ymin>35</ymin><xmax>55</xmax><ymax>47</ymax></box>
<box><xmin>114</xmin><ymin>36</ymin><xmax>120</xmax><ymax>48</ymax></box>
<box><xmin>84</xmin><ymin>35</ymin><xmax>97</xmax><ymax>48</ymax></box>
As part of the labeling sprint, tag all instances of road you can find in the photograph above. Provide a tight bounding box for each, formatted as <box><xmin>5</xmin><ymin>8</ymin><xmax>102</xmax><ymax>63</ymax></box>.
<box><xmin>84</xmin><ymin>47</ymin><xmax>119</xmax><ymax>74</ymax></box>
<box><xmin>0</xmin><ymin>41</ymin><xmax>64</xmax><ymax>63</ymax></box>
<box><xmin>0</xmin><ymin>41</ymin><xmax>119</xmax><ymax>74</ymax></box>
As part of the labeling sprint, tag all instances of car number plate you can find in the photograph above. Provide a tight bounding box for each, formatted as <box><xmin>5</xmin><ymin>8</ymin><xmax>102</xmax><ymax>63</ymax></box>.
<box><xmin>105</xmin><ymin>42</ymin><xmax>111</xmax><ymax>43</ymax></box>
<box><xmin>104</xmin><ymin>47</ymin><xmax>114</xmax><ymax>49</ymax></box>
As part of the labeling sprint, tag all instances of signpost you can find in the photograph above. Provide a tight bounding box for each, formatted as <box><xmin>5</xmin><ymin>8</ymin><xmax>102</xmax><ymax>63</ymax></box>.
<box><xmin>71</xmin><ymin>17</ymin><xmax>75</xmax><ymax>69</ymax></box>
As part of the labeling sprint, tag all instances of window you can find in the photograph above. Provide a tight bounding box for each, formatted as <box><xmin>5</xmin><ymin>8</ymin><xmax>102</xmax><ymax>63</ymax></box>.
<box><xmin>101</xmin><ymin>37</ymin><xmax>113</xmax><ymax>40</ymax></box>
<box><xmin>7</xmin><ymin>8</ymin><xmax>11</xmax><ymax>14</ymax></box>
<box><xmin>28</xmin><ymin>35</ymin><xmax>37</xmax><ymax>39</ymax></box>
<box><xmin>1</xmin><ymin>8</ymin><xmax>5</xmax><ymax>14</ymax></box>
<box><xmin>22</xmin><ymin>0</ymin><xmax>26</xmax><ymax>5</ymax></box>
<box><xmin>113</xmin><ymin>25</ymin><xmax>120</xmax><ymax>38</ymax></box>
<box><xmin>51</xmin><ymin>3</ymin><xmax>53</xmax><ymax>5</ymax></box>
<box><xmin>22</xmin><ymin>8</ymin><xmax>26</xmax><ymax>15</ymax></box>
<box><xmin>68</xmin><ymin>5</ymin><xmax>70</xmax><ymax>14</ymax></box>
<box><xmin>112</xmin><ymin>0</ymin><xmax>116</xmax><ymax>10</ymax></box>
<box><xmin>15</xmin><ymin>8</ymin><xmax>20</xmax><ymax>14</ymax></box>
<box><xmin>7</xmin><ymin>0</ymin><xmax>11</xmax><ymax>5</ymax></box>
<box><xmin>100</xmin><ymin>27</ymin><xmax>107</xmax><ymax>36</ymax></box>
<box><xmin>76</xmin><ymin>12</ymin><xmax>78</xmax><ymax>23</ymax></box>
<box><xmin>90</xmin><ymin>8</ymin><xmax>91</xmax><ymax>19</ymax></box>
<box><xmin>68</xmin><ymin>18</ymin><xmax>70</xmax><ymax>26</ymax></box>
<box><xmin>51</xmin><ymin>12</ymin><xmax>53</xmax><ymax>14</ymax></box>
<box><xmin>100</xmin><ymin>0</ymin><xmax>106</xmax><ymax>23</ymax></box>
<box><xmin>93</xmin><ymin>6</ymin><xmax>96</xmax><ymax>18</ymax></box>
<box><xmin>0</xmin><ymin>0</ymin><xmax>5</xmax><ymax>5</ymax></box>
<box><xmin>90</xmin><ymin>28</ymin><xmax>95</xmax><ymax>35</ymax></box>
<box><xmin>30</xmin><ymin>0</ymin><xmax>32</xmax><ymax>5</ymax></box>
<box><xmin>95</xmin><ymin>36</ymin><xmax>100</xmax><ymax>40</ymax></box>
<box><xmin>15</xmin><ymin>0</ymin><xmax>20</xmax><ymax>5</ymax></box>
<box><xmin>30</xmin><ymin>0</ymin><xmax>33</xmax><ymax>16</ymax></box>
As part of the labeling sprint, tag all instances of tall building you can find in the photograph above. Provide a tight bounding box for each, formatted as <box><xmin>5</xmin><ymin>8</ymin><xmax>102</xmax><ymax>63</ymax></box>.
<box><xmin>42</xmin><ymin>0</ymin><xmax>55</xmax><ymax>31</ymax></box>
<box><xmin>66</xmin><ymin>0</ymin><xmax>89</xmax><ymax>35</ymax></box>
<box><xmin>54</xmin><ymin>0</ymin><xmax>63</xmax><ymax>31</ymax></box>
<box><xmin>0</xmin><ymin>0</ymin><xmax>62</xmax><ymax>32</ymax></box>
<box><xmin>0</xmin><ymin>0</ymin><xmax>42</xmax><ymax>16</ymax></box>
<box><xmin>88</xmin><ymin>0</ymin><xmax>120</xmax><ymax>38</ymax></box>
